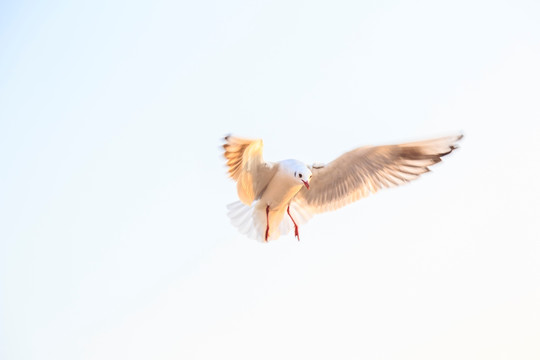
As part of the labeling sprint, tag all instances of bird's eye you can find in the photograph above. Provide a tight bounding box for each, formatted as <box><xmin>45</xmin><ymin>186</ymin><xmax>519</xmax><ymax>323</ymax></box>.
<box><xmin>299</xmin><ymin>174</ymin><xmax>303</xmax><ymax>178</ymax></box>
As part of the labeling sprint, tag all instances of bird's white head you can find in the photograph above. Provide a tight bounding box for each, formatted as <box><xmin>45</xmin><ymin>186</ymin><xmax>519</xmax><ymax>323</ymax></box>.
<box><xmin>282</xmin><ymin>159</ymin><xmax>312</xmax><ymax>190</ymax></box>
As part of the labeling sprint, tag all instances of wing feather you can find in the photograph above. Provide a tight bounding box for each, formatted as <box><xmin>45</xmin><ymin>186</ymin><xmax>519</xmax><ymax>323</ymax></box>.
<box><xmin>294</xmin><ymin>135</ymin><xmax>462</xmax><ymax>213</ymax></box>
<box><xmin>223</xmin><ymin>135</ymin><xmax>277</xmax><ymax>205</ymax></box>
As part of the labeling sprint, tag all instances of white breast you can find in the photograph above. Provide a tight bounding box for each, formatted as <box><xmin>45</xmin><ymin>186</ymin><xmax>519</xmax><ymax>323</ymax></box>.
<box><xmin>260</xmin><ymin>169</ymin><xmax>302</xmax><ymax>210</ymax></box>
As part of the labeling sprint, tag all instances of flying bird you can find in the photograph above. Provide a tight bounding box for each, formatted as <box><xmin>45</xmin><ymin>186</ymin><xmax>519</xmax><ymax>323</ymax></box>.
<box><xmin>223</xmin><ymin>134</ymin><xmax>462</xmax><ymax>242</ymax></box>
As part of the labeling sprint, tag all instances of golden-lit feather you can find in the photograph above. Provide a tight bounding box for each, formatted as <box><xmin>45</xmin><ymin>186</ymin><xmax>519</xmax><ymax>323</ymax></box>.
<box><xmin>223</xmin><ymin>135</ymin><xmax>277</xmax><ymax>205</ymax></box>
<box><xmin>294</xmin><ymin>135</ymin><xmax>462</xmax><ymax>213</ymax></box>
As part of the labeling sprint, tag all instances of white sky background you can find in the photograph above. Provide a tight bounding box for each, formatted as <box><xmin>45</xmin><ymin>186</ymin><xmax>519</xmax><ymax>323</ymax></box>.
<box><xmin>1</xmin><ymin>0</ymin><xmax>539</xmax><ymax>359</ymax></box>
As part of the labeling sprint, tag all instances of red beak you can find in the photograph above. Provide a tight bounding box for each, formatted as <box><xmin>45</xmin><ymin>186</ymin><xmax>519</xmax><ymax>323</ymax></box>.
<box><xmin>302</xmin><ymin>180</ymin><xmax>310</xmax><ymax>190</ymax></box>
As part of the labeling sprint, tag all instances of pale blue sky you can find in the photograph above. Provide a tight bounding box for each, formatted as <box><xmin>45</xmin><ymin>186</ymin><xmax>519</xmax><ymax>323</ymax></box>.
<box><xmin>1</xmin><ymin>0</ymin><xmax>539</xmax><ymax>359</ymax></box>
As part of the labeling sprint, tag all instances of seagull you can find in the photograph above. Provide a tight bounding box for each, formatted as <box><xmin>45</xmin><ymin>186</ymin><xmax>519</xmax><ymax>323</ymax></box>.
<box><xmin>223</xmin><ymin>134</ymin><xmax>462</xmax><ymax>242</ymax></box>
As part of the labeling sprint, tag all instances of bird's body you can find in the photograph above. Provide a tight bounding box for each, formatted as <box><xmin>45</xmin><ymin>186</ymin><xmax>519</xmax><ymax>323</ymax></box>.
<box><xmin>223</xmin><ymin>134</ymin><xmax>462</xmax><ymax>242</ymax></box>
<box><xmin>226</xmin><ymin>157</ymin><xmax>313</xmax><ymax>241</ymax></box>
<box><xmin>260</xmin><ymin>160</ymin><xmax>306</xmax><ymax>210</ymax></box>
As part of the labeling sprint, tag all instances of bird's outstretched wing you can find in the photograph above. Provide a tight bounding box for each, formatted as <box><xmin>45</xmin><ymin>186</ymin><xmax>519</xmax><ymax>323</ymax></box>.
<box><xmin>294</xmin><ymin>135</ymin><xmax>463</xmax><ymax>213</ymax></box>
<box><xmin>223</xmin><ymin>135</ymin><xmax>277</xmax><ymax>205</ymax></box>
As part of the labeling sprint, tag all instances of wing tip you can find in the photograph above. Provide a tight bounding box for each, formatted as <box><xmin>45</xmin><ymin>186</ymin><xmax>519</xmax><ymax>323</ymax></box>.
<box><xmin>442</xmin><ymin>133</ymin><xmax>464</xmax><ymax>155</ymax></box>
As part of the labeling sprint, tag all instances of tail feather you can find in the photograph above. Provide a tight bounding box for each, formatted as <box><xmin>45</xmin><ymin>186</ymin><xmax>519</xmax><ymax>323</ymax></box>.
<box><xmin>227</xmin><ymin>201</ymin><xmax>257</xmax><ymax>239</ymax></box>
<box><xmin>227</xmin><ymin>200</ymin><xmax>314</xmax><ymax>242</ymax></box>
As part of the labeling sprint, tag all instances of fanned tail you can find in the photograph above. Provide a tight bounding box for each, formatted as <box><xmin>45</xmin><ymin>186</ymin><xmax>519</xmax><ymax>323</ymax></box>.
<box><xmin>227</xmin><ymin>201</ymin><xmax>263</xmax><ymax>241</ymax></box>
<box><xmin>227</xmin><ymin>201</ymin><xmax>314</xmax><ymax>242</ymax></box>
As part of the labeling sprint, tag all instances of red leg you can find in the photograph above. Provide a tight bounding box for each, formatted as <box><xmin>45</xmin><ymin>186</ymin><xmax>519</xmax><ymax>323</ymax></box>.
<box><xmin>265</xmin><ymin>205</ymin><xmax>270</xmax><ymax>242</ymax></box>
<box><xmin>287</xmin><ymin>205</ymin><xmax>300</xmax><ymax>241</ymax></box>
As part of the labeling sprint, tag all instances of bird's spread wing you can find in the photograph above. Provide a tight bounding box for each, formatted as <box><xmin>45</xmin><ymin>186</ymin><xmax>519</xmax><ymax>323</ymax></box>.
<box><xmin>294</xmin><ymin>135</ymin><xmax>463</xmax><ymax>213</ymax></box>
<box><xmin>223</xmin><ymin>135</ymin><xmax>277</xmax><ymax>205</ymax></box>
